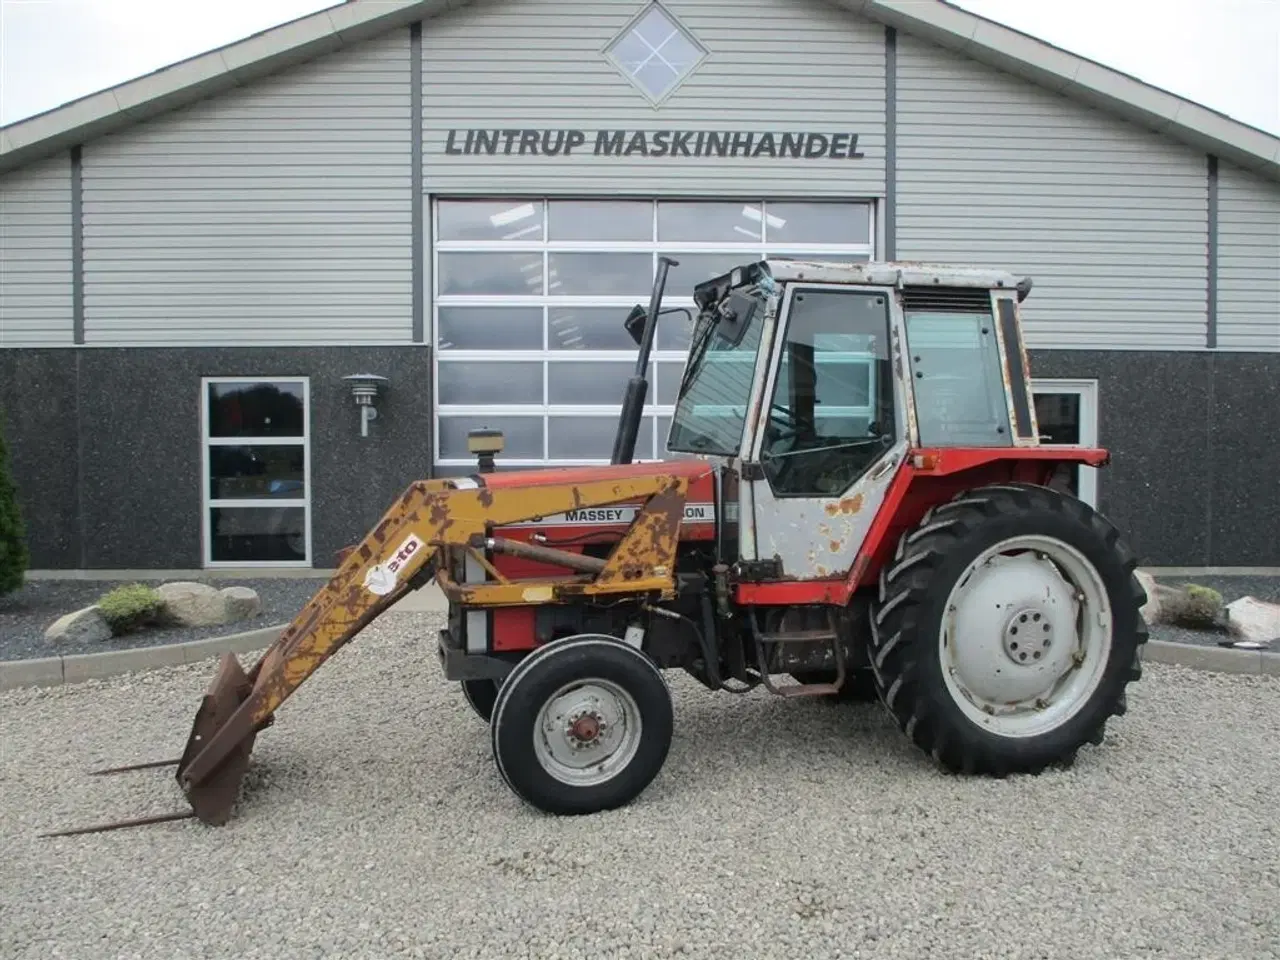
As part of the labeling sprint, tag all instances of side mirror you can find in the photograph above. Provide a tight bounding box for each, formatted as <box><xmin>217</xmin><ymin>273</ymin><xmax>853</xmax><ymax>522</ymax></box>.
<box><xmin>624</xmin><ymin>305</ymin><xmax>647</xmax><ymax>346</ymax></box>
<box><xmin>713</xmin><ymin>291</ymin><xmax>757</xmax><ymax>347</ymax></box>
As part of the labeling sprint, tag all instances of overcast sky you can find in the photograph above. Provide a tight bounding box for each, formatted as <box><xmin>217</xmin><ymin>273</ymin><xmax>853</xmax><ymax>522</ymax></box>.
<box><xmin>1</xmin><ymin>0</ymin><xmax>1277</xmax><ymax>134</ymax></box>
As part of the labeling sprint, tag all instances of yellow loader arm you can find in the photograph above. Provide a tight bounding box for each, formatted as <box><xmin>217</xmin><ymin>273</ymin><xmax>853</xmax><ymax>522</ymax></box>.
<box><xmin>42</xmin><ymin>472</ymin><xmax>691</xmax><ymax>837</ymax></box>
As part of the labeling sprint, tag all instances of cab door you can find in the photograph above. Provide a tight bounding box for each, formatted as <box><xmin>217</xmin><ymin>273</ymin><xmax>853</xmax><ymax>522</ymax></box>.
<box><xmin>739</xmin><ymin>282</ymin><xmax>908</xmax><ymax>580</ymax></box>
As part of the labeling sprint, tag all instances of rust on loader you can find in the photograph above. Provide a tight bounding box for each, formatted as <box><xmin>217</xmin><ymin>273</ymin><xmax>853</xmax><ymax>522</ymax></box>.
<box><xmin>42</xmin><ymin>472</ymin><xmax>694</xmax><ymax>838</ymax></box>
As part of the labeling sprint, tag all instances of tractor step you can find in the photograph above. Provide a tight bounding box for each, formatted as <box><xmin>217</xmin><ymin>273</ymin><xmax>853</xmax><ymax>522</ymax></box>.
<box><xmin>748</xmin><ymin>611</ymin><xmax>847</xmax><ymax>699</ymax></box>
<box><xmin>755</xmin><ymin>628</ymin><xmax>840</xmax><ymax>644</ymax></box>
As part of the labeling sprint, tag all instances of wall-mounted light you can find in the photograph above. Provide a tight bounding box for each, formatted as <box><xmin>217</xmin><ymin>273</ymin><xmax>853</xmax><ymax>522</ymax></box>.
<box><xmin>342</xmin><ymin>373</ymin><xmax>388</xmax><ymax>438</ymax></box>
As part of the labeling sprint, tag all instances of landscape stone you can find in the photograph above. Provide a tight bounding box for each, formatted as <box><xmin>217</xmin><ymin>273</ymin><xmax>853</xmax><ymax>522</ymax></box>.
<box><xmin>1135</xmin><ymin>571</ymin><xmax>1159</xmax><ymax>623</ymax></box>
<box><xmin>1224</xmin><ymin>596</ymin><xmax>1280</xmax><ymax>646</ymax></box>
<box><xmin>45</xmin><ymin>605</ymin><xmax>113</xmax><ymax>644</ymax></box>
<box><xmin>219</xmin><ymin>586</ymin><xmax>262</xmax><ymax>622</ymax></box>
<box><xmin>157</xmin><ymin>581</ymin><xmax>228</xmax><ymax>627</ymax></box>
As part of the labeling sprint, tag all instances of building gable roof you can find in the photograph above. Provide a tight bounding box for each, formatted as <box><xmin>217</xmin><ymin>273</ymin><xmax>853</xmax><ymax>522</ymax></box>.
<box><xmin>2</xmin><ymin>0</ymin><xmax>1278</xmax><ymax>180</ymax></box>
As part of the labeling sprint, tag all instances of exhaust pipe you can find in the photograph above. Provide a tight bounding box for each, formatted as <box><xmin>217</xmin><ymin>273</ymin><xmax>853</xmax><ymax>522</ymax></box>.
<box><xmin>611</xmin><ymin>255</ymin><xmax>678</xmax><ymax>465</ymax></box>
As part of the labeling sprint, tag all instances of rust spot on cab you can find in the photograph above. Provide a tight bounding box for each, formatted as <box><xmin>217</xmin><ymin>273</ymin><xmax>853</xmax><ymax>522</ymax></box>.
<box><xmin>824</xmin><ymin>493</ymin><xmax>864</xmax><ymax>516</ymax></box>
<box><xmin>829</xmin><ymin>540</ymin><xmax>841</xmax><ymax>553</ymax></box>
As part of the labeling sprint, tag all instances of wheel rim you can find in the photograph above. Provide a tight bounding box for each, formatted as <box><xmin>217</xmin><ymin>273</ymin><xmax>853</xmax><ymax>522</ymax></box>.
<box><xmin>532</xmin><ymin>679</ymin><xmax>643</xmax><ymax>787</ymax></box>
<box><xmin>938</xmin><ymin>534</ymin><xmax>1112</xmax><ymax>739</ymax></box>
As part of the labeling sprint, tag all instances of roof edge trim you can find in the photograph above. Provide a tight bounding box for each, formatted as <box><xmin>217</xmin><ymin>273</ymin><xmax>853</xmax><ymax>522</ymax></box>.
<box><xmin>0</xmin><ymin>0</ymin><xmax>460</xmax><ymax>174</ymax></box>
<box><xmin>847</xmin><ymin>0</ymin><xmax>1280</xmax><ymax>180</ymax></box>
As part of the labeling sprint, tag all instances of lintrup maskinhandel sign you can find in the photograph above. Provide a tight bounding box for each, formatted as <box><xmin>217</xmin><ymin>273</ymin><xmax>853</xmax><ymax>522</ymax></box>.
<box><xmin>443</xmin><ymin>129</ymin><xmax>867</xmax><ymax>160</ymax></box>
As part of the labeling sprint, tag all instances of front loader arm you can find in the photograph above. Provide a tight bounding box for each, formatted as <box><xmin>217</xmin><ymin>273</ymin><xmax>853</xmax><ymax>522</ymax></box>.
<box><xmin>173</xmin><ymin>471</ymin><xmax>692</xmax><ymax>818</ymax></box>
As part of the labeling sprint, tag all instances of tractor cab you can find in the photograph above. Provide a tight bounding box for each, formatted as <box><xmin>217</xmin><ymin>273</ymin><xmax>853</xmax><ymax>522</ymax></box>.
<box><xmin>624</xmin><ymin>257</ymin><xmax>1058</xmax><ymax>581</ymax></box>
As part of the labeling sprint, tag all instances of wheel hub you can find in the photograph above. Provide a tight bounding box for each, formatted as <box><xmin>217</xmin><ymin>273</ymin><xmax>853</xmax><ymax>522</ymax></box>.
<box><xmin>938</xmin><ymin>534</ymin><xmax>1113</xmax><ymax>739</ymax></box>
<box><xmin>566</xmin><ymin>710</ymin><xmax>605</xmax><ymax>747</ymax></box>
<box><xmin>534</xmin><ymin>680</ymin><xmax>642</xmax><ymax>786</ymax></box>
<box><xmin>1002</xmin><ymin>606</ymin><xmax>1054</xmax><ymax>665</ymax></box>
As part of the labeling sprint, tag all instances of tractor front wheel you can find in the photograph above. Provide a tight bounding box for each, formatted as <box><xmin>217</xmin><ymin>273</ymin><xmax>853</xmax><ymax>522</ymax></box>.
<box><xmin>869</xmin><ymin>482</ymin><xmax>1147</xmax><ymax>776</ymax></box>
<box><xmin>490</xmin><ymin>634</ymin><xmax>674</xmax><ymax>815</ymax></box>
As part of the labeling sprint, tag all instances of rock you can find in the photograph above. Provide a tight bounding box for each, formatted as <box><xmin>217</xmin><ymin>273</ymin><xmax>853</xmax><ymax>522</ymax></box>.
<box><xmin>219</xmin><ymin>586</ymin><xmax>262</xmax><ymax>622</ymax></box>
<box><xmin>45</xmin><ymin>605</ymin><xmax>113</xmax><ymax>643</ymax></box>
<box><xmin>157</xmin><ymin>581</ymin><xmax>228</xmax><ymax>627</ymax></box>
<box><xmin>1224</xmin><ymin>596</ymin><xmax>1280</xmax><ymax>646</ymax></box>
<box><xmin>1135</xmin><ymin>571</ymin><xmax>1158</xmax><ymax>623</ymax></box>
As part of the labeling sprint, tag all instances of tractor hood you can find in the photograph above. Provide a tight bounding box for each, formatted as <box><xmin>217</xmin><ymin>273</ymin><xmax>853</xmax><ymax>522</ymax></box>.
<box><xmin>456</xmin><ymin>458</ymin><xmax>720</xmax><ymax>534</ymax></box>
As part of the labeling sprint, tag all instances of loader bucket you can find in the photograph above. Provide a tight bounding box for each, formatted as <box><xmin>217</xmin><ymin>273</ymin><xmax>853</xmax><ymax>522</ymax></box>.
<box><xmin>175</xmin><ymin>652</ymin><xmax>257</xmax><ymax>826</ymax></box>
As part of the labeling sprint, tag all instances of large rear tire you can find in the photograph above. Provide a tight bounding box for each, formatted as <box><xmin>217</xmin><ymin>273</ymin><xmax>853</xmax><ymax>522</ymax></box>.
<box><xmin>490</xmin><ymin>634</ymin><xmax>674</xmax><ymax>815</ymax></box>
<box><xmin>868</xmin><ymin>482</ymin><xmax>1147</xmax><ymax>776</ymax></box>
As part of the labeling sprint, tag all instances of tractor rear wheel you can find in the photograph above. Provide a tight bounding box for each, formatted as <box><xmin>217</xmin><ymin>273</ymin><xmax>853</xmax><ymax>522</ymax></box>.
<box><xmin>869</xmin><ymin>482</ymin><xmax>1147</xmax><ymax>776</ymax></box>
<box><xmin>490</xmin><ymin>634</ymin><xmax>674</xmax><ymax>815</ymax></box>
<box><xmin>461</xmin><ymin>679</ymin><xmax>498</xmax><ymax>722</ymax></box>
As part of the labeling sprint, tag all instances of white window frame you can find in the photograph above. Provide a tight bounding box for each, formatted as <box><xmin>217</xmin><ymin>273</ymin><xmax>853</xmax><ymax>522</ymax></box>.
<box><xmin>430</xmin><ymin>197</ymin><xmax>876</xmax><ymax>468</ymax></box>
<box><xmin>200</xmin><ymin>376</ymin><xmax>312</xmax><ymax>568</ymax></box>
<box><xmin>1031</xmin><ymin>377</ymin><xmax>1099</xmax><ymax>508</ymax></box>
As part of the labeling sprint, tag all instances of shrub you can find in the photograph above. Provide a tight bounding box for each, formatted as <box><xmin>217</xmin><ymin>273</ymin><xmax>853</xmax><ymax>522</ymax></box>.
<box><xmin>0</xmin><ymin>414</ymin><xmax>28</xmax><ymax>598</ymax></box>
<box><xmin>97</xmin><ymin>583</ymin><xmax>165</xmax><ymax>636</ymax></box>
<box><xmin>1165</xmin><ymin>583</ymin><xmax>1226</xmax><ymax>630</ymax></box>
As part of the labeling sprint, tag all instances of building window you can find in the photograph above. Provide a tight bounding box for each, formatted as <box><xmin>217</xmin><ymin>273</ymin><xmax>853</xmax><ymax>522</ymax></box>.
<box><xmin>432</xmin><ymin>197</ymin><xmax>875</xmax><ymax>468</ymax></box>
<box><xmin>1031</xmin><ymin>378</ymin><xmax>1099</xmax><ymax>508</ymax></box>
<box><xmin>604</xmin><ymin>2</ymin><xmax>709</xmax><ymax>104</ymax></box>
<box><xmin>201</xmin><ymin>377</ymin><xmax>311</xmax><ymax>566</ymax></box>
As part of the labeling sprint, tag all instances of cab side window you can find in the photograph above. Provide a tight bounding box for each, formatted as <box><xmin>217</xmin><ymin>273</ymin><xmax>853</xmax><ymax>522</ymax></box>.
<box><xmin>761</xmin><ymin>288</ymin><xmax>895</xmax><ymax>496</ymax></box>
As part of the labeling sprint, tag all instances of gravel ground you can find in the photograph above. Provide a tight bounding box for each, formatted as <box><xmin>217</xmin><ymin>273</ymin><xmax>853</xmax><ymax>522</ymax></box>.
<box><xmin>0</xmin><ymin>578</ymin><xmax>323</xmax><ymax>661</ymax></box>
<box><xmin>2</xmin><ymin>611</ymin><xmax>1278</xmax><ymax>960</ymax></box>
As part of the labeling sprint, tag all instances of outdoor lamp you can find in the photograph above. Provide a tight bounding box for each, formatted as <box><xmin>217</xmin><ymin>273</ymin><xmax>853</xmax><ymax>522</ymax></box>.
<box><xmin>342</xmin><ymin>373</ymin><xmax>388</xmax><ymax>438</ymax></box>
<box><xmin>468</xmin><ymin>427</ymin><xmax>505</xmax><ymax>474</ymax></box>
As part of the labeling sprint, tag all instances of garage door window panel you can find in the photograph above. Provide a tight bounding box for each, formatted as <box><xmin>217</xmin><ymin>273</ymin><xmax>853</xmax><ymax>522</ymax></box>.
<box><xmin>437</xmin><ymin>306</ymin><xmax>544</xmax><ymax>351</ymax></box>
<box><xmin>437</xmin><ymin>360</ymin><xmax>544</xmax><ymax>405</ymax></box>
<box><xmin>437</xmin><ymin>415</ymin><xmax>545</xmax><ymax>461</ymax></box>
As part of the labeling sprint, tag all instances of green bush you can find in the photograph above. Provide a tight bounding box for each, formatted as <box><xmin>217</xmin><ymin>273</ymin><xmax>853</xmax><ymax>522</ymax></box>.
<box><xmin>97</xmin><ymin>583</ymin><xmax>165</xmax><ymax>636</ymax></box>
<box><xmin>1166</xmin><ymin>582</ymin><xmax>1225</xmax><ymax>630</ymax></box>
<box><xmin>0</xmin><ymin>414</ymin><xmax>28</xmax><ymax>598</ymax></box>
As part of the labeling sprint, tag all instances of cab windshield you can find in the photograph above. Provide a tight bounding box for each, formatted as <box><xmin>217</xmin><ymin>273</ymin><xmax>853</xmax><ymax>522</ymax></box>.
<box><xmin>666</xmin><ymin>289</ymin><xmax>767</xmax><ymax>456</ymax></box>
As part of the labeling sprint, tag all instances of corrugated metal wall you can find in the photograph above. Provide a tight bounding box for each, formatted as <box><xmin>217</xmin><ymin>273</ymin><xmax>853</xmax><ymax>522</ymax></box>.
<box><xmin>420</xmin><ymin>0</ymin><xmax>886</xmax><ymax>197</ymax></box>
<box><xmin>0</xmin><ymin>153</ymin><xmax>73</xmax><ymax>347</ymax></box>
<box><xmin>894</xmin><ymin>34</ymin><xmax>1210</xmax><ymax>351</ymax></box>
<box><xmin>1216</xmin><ymin>160</ymin><xmax>1280</xmax><ymax>351</ymax></box>
<box><xmin>79</xmin><ymin>31</ymin><xmax>414</xmax><ymax>346</ymax></box>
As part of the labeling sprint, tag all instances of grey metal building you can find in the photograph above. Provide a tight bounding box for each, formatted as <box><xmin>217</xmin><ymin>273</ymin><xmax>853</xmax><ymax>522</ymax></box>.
<box><xmin>1</xmin><ymin>0</ymin><xmax>1277</xmax><ymax>573</ymax></box>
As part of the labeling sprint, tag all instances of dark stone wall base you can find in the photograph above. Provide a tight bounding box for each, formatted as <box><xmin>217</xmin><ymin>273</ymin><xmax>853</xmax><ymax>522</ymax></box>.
<box><xmin>1</xmin><ymin>347</ymin><xmax>1276</xmax><ymax>569</ymax></box>
<box><xmin>0</xmin><ymin>347</ymin><xmax>432</xmax><ymax>569</ymax></box>
<box><xmin>1031</xmin><ymin>349</ymin><xmax>1280</xmax><ymax>567</ymax></box>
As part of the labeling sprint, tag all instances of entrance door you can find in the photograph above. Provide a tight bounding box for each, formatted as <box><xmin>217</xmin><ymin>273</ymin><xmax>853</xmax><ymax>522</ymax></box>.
<box><xmin>1031</xmin><ymin>378</ymin><xmax>1099</xmax><ymax>507</ymax></box>
<box><xmin>742</xmin><ymin>283</ymin><xmax>905</xmax><ymax>579</ymax></box>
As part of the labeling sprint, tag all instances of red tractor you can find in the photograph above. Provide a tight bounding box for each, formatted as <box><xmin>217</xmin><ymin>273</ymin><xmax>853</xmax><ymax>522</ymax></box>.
<box><xmin>50</xmin><ymin>256</ymin><xmax>1147</xmax><ymax>836</ymax></box>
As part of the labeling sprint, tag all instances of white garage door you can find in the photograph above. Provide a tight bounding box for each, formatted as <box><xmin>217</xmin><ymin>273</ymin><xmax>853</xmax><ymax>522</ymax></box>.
<box><xmin>431</xmin><ymin>197</ymin><xmax>875</xmax><ymax>469</ymax></box>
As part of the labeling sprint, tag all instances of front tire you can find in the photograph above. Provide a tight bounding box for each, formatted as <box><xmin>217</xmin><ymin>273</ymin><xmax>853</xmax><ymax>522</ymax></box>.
<box><xmin>869</xmin><ymin>483</ymin><xmax>1147</xmax><ymax>776</ymax></box>
<box><xmin>490</xmin><ymin>634</ymin><xmax>674</xmax><ymax>815</ymax></box>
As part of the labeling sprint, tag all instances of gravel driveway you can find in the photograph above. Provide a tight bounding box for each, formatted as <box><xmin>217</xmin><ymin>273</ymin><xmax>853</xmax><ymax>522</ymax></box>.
<box><xmin>3</xmin><ymin>612</ymin><xmax>1278</xmax><ymax>960</ymax></box>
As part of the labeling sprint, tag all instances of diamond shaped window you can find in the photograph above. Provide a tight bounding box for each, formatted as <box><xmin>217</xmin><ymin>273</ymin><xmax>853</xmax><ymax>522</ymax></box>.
<box><xmin>605</xmin><ymin>2</ymin><xmax>709</xmax><ymax>104</ymax></box>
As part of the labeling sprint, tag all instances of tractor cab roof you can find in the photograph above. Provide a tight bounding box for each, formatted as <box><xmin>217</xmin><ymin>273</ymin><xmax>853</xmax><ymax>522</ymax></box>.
<box><xmin>694</xmin><ymin>258</ymin><xmax>1033</xmax><ymax>307</ymax></box>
